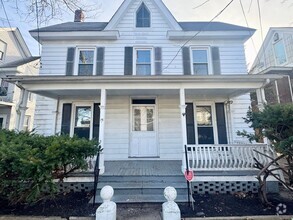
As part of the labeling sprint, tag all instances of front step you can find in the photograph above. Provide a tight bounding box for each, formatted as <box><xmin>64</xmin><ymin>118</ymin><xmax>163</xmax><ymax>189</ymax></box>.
<box><xmin>92</xmin><ymin>174</ymin><xmax>189</xmax><ymax>203</ymax></box>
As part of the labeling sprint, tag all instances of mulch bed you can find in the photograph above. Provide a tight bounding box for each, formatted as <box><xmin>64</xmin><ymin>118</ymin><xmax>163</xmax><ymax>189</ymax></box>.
<box><xmin>0</xmin><ymin>187</ymin><xmax>292</xmax><ymax>218</ymax></box>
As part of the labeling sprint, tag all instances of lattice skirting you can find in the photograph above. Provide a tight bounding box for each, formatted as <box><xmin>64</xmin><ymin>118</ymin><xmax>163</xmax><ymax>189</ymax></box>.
<box><xmin>56</xmin><ymin>182</ymin><xmax>94</xmax><ymax>193</ymax></box>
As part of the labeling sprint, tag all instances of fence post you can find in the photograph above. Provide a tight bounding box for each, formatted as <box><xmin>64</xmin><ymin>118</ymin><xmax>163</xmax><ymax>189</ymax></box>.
<box><xmin>96</xmin><ymin>185</ymin><xmax>116</xmax><ymax>220</ymax></box>
<box><xmin>162</xmin><ymin>186</ymin><xmax>181</xmax><ymax>220</ymax></box>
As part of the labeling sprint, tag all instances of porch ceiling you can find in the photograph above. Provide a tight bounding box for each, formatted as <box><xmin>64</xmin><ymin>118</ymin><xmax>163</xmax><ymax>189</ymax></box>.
<box><xmin>5</xmin><ymin>74</ymin><xmax>283</xmax><ymax>99</ymax></box>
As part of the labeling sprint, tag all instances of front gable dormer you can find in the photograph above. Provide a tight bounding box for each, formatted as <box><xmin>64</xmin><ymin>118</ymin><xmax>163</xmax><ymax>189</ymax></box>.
<box><xmin>105</xmin><ymin>0</ymin><xmax>182</xmax><ymax>31</ymax></box>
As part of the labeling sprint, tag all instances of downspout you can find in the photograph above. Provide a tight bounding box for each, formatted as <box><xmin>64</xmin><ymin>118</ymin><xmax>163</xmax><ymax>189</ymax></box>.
<box><xmin>53</xmin><ymin>97</ymin><xmax>60</xmax><ymax>134</ymax></box>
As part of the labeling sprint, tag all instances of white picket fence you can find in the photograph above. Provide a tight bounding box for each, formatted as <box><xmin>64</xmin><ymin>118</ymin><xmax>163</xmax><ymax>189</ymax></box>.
<box><xmin>187</xmin><ymin>144</ymin><xmax>274</xmax><ymax>171</ymax></box>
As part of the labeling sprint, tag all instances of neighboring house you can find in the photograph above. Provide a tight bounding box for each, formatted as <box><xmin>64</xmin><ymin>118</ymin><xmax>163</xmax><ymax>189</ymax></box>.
<box><xmin>6</xmin><ymin>0</ymin><xmax>282</xmax><ymax>201</ymax></box>
<box><xmin>0</xmin><ymin>28</ymin><xmax>39</xmax><ymax>130</ymax></box>
<box><xmin>249</xmin><ymin>27</ymin><xmax>293</xmax><ymax>104</ymax></box>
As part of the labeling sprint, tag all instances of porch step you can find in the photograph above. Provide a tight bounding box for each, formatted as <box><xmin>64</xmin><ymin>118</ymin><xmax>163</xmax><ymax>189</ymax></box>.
<box><xmin>92</xmin><ymin>174</ymin><xmax>189</xmax><ymax>204</ymax></box>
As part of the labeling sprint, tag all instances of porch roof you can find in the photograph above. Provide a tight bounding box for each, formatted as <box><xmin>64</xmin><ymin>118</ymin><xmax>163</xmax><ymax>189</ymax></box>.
<box><xmin>5</xmin><ymin>74</ymin><xmax>283</xmax><ymax>99</ymax></box>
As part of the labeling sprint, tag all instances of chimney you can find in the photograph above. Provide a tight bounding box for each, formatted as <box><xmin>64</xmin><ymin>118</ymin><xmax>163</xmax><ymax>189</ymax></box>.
<box><xmin>74</xmin><ymin>9</ymin><xmax>85</xmax><ymax>22</ymax></box>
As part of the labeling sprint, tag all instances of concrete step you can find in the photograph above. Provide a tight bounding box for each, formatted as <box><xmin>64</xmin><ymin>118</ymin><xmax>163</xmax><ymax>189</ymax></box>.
<box><xmin>98</xmin><ymin>175</ymin><xmax>186</xmax><ymax>182</ymax></box>
<box><xmin>92</xmin><ymin>193</ymin><xmax>189</xmax><ymax>203</ymax></box>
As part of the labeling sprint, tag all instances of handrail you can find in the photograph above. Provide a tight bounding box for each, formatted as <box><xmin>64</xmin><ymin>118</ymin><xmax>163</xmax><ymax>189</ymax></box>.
<box><xmin>92</xmin><ymin>152</ymin><xmax>100</xmax><ymax>206</ymax></box>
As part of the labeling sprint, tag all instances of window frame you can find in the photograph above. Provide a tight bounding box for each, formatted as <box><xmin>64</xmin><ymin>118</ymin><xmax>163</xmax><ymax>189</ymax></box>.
<box><xmin>273</xmin><ymin>36</ymin><xmax>288</xmax><ymax>66</ymax></box>
<box><xmin>133</xmin><ymin>47</ymin><xmax>154</xmax><ymax>76</ymax></box>
<box><xmin>190</xmin><ymin>46</ymin><xmax>213</xmax><ymax>75</ymax></box>
<box><xmin>135</xmin><ymin>2</ymin><xmax>151</xmax><ymax>28</ymax></box>
<box><xmin>194</xmin><ymin>102</ymin><xmax>219</xmax><ymax>145</ymax></box>
<box><xmin>74</xmin><ymin>47</ymin><xmax>97</xmax><ymax>76</ymax></box>
<box><xmin>70</xmin><ymin>102</ymin><xmax>94</xmax><ymax>139</ymax></box>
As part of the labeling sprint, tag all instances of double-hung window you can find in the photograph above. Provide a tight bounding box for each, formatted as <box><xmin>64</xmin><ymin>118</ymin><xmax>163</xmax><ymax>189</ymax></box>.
<box><xmin>196</xmin><ymin>106</ymin><xmax>214</xmax><ymax>144</ymax></box>
<box><xmin>135</xmin><ymin>49</ymin><xmax>152</xmax><ymax>75</ymax></box>
<box><xmin>136</xmin><ymin>3</ymin><xmax>150</xmax><ymax>28</ymax></box>
<box><xmin>77</xmin><ymin>49</ymin><xmax>95</xmax><ymax>76</ymax></box>
<box><xmin>191</xmin><ymin>47</ymin><xmax>211</xmax><ymax>75</ymax></box>
<box><xmin>73</xmin><ymin>105</ymin><xmax>92</xmax><ymax>139</ymax></box>
<box><xmin>273</xmin><ymin>39</ymin><xmax>287</xmax><ymax>65</ymax></box>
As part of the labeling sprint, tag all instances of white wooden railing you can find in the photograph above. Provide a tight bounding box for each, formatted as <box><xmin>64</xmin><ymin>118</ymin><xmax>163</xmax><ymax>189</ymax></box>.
<box><xmin>187</xmin><ymin>144</ymin><xmax>274</xmax><ymax>171</ymax></box>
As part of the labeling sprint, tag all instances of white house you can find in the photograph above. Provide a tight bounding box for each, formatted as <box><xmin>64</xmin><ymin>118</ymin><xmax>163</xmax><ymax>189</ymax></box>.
<box><xmin>0</xmin><ymin>28</ymin><xmax>39</xmax><ymax>131</ymax></box>
<box><xmin>6</xmin><ymin>0</ymin><xmax>282</xmax><ymax>201</ymax></box>
<box><xmin>249</xmin><ymin>27</ymin><xmax>293</xmax><ymax>105</ymax></box>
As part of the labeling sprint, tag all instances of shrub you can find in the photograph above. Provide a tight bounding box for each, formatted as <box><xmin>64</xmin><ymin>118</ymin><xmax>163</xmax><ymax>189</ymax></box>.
<box><xmin>0</xmin><ymin>129</ymin><xmax>100</xmax><ymax>204</ymax></box>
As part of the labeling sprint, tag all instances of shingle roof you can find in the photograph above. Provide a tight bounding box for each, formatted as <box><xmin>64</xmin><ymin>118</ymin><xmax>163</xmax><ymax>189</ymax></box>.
<box><xmin>30</xmin><ymin>21</ymin><xmax>254</xmax><ymax>33</ymax></box>
<box><xmin>0</xmin><ymin>56</ymin><xmax>40</xmax><ymax>68</ymax></box>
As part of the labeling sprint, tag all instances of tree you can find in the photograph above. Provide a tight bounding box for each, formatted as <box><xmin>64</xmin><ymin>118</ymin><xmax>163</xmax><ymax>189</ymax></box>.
<box><xmin>237</xmin><ymin>104</ymin><xmax>293</xmax><ymax>206</ymax></box>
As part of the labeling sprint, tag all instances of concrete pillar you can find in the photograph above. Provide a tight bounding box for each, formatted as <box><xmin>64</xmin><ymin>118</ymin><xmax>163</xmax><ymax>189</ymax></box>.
<box><xmin>96</xmin><ymin>185</ymin><xmax>116</xmax><ymax>220</ymax></box>
<box><xmin>162</xmin><ymin>186</ymin><xmax>181</xmax><ymax>220</ymax></box>
<box><xmin>179</xmin><ymin>88</ymin><xmax>188</xmax><ymax>173</ymax></box>
<box><xmin>98</xmin><ymin>89</ymin><xmax>106</xmax><ymax>174</ymax></box>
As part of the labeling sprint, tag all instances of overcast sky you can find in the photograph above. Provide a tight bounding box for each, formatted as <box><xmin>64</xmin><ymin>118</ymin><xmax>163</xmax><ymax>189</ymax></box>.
<box><xmin>1</xmin><ymin>0</ymin><xmax>293</xmax><ymax>70</ymax></box>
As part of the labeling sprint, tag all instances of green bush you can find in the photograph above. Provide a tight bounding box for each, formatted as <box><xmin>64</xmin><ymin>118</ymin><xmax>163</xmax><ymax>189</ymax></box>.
<box><xmin>0</xmin><ymin>129</ymin><xmax>100</xmax><ymax>204</ymax></box>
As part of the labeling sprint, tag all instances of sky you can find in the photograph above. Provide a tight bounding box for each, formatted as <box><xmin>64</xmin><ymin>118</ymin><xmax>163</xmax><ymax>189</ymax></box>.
<box><xmin>1</xmin><ymin>0</ymin><xmax>293</xmax><ymax>70</ymax></box>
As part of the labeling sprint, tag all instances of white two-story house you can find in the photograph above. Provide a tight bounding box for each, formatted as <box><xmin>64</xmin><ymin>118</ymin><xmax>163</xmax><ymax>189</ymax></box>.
<box><xmin>7</xmin><ymin>0</ymin><xmax>282</xmax><ymax>200</ymax></box>
<box><xmin>0</xmin><ymin>28</ymin><xmax>39</xmax><ymax>131</ymax></box>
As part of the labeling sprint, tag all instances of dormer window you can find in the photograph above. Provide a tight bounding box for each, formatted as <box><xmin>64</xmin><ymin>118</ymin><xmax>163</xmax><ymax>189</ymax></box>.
<box><xmin>136</xmin><ymin>3</ymin><xmax>150</xmax><ymax>28</ymax></box>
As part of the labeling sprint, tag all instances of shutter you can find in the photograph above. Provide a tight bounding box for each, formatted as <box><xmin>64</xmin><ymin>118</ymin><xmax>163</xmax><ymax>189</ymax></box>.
<box><xmin>66</xmin><ymin>47</ymin><xmax>75</xmax><ymax>76</ymax></box>
<box><xmin>93</xmin><ymin>103</ymin><xmax>100</xmax><ymax>140</ymax></box>
<box><xmin>124</xmin><ymin>47</ymin><xmax>133</xmax><ymax>75</ymax></box>
<box><xmin>96</xmin><ymin>47</ymin><xmax>104</xmax><ymax>76</ymax></box>
<box><xmin>61</xmin><ymin>103</ymin><xmax>72</xmax><ymax>135</ymax></box>
<box><xmin>211</xmin><ymin>47</ymin><xmax>221</xmax><ymax>75</ymax></box>
<box><xmin>155</xmin><ymin>47</ymin><xmax>162</xmax><ymax>75</ymax></box>
<box><xmin>182</xmin><ymin>47</ymin><xmax>191</xmax><ymax>75</ymax></box>
<box><xmin>186</xmin><ymin>103</ymin><xmax>195</xmax><ymax>144</ymax></box>
<box><xmin>216</xmin><ymin>103</ymin><xmax>228</xmax><ymax>144</ymax></box>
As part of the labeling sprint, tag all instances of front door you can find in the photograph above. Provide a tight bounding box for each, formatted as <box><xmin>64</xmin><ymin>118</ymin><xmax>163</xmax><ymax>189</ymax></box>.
<box><xmin>130</xmin><ymin>105</ymin><xmax>157</xmax><ymax>157</ymax></box>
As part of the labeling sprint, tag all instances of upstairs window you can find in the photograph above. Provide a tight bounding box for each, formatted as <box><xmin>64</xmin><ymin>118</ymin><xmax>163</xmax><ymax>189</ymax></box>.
<box><xmin>273</xmin><ymin>39</ymin><xmax>287</xmax><ymax>65</ymax></box>
<box><xmin>136</xmin><ymin>3</ymin><xmax>150</xmax><ymax>28</ymax></box>
<box><xmin>0</xmin><ymin>40</ymin><xmax>7</xmax><ymax>62</ymax></box>
<box><xmin>0</xmin><ymin>80</ymin><xmax>8</xmax><ymax>96</ymax></box>
<box><xmin>77</xmin><ymin>49</ymin><xmax>95</xmax><ymax>75</ymax></box>
<box><xmin>135</xmin><ymin>49</ymin><xmax>152</xmax><ymax>75</ymax></box>
<box><xmin>192</xmin><ymin>48</ymin><xmax>210</xmax><ymax>75</ymax></box>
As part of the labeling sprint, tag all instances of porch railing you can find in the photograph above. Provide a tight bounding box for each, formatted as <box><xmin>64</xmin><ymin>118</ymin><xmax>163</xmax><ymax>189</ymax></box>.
<box><xmin>187</xmin><ymin>144</ymin><xmax>273</xmax><ymax>171</ymax></box>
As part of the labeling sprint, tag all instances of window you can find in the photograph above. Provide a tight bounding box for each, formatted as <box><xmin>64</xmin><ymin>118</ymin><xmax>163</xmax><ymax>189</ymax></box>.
<box><xmin>196</xmin><ymin>106</ymin><xmax>214</xmax><ymax>144</ymax></box>
<box><xmin>74</xmin><ymin>106</ymin><xmax>92</xmax><ymax>139</ymax></box>
<box><xmin>135</xmin><ymin>49</ymin><xmax>152</xmax><ymax>75</ymax></box>
<box><xmin>77</xmin><ymin>49</ymin><xmax>95</xmax><ymax>75</ymax></box>
<box><xmin>136</xmin><ymin>3</ymin><xmax>150</xmax><ymax>28</ymax></box>
<box><xmin>274</xmin><ymin>40</ymin><xmax>287</xmax><ymax>65</ymax></box>
<box><xmin>0</xmin><ymin>115</ymin><xmax>7</xmax><ymax>129</ymax></box>
<box><xmin>192</xmin><ymin>48</ymin><xmax>210</xmax><ymax>75</ymax></box>
<box><xmin>133</xmin><ymin>106</ymin><xmax>154</xmax><ymax>131</ymax></box>
<box><xmin>0</xmin><ymin>80</ymin><xmax>8</xmax><ymax>96</ymax></box>
<box><xmin>0</xmin><ymin>40</ymin><xmax>6</xmax><ymax>61</ymax></box>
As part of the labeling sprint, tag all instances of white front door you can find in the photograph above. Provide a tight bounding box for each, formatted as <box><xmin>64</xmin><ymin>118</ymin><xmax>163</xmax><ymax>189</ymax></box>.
<box><xmin>130</xmin><ymin>105</ymin><xmax>157</xmax><ymax>157</ymax></box>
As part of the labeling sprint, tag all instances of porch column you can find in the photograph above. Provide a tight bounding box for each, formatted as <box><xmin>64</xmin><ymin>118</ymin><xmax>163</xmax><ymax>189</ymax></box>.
<box><xmin>256</xmin><ymin>88</ymin><xmax>267</xmax><ymax>111</ymax></box>
<box><xmin>15</xmin><ymin>89</ymin><xmax>29</xmax><ymax>131</ymax></box>
<box><xmin>98</xmin><ymin>89</ymin><xmax>106</xmax><ymax>174</ymax></box>
<box><xmin>179</xmin><ymin>88</ymin><xmax>188</xmax><ymax>173</ymax></box>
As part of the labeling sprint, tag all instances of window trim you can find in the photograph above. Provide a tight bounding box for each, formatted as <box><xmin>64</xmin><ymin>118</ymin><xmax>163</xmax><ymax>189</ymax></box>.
<box><xmin>190</xmin><ymin>46</ymin><xmax>213</xmax><ymax>75</ymax></box>
<box><xmin>74</xmin><ymin>47</ymin><xmax>97</xmax><ymax>76</ymax></box>
<box><xmin>135</xmin><ymin>2</ymin><xmax>151</xmax><ymax>28</ymax></box>
<box><xmin>273</xmin><ymin>36</ymin><xmax>288</xmax><ymax>66</ymax></box>
<box><xmin>133</xmin><ymin>47</ymin><xmax>154</xmax><ymax>76</ymax></box>
<box><xmin>70</xmin><ymin>102</ymin><xmax>94</xmax><ymax>139</ymax></box>
<box><xmin>194</xmin><ymin>102</ymin><xmax>219</xmax><ymax>145</ymax></box>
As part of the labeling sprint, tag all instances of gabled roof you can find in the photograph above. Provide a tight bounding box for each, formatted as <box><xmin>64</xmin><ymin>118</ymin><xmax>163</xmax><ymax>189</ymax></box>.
<box><xmin>178</xmin><ymin>22</ymin><xmax>255</xmax><ymax>32</ymax></box>
<box><xmin>30</xmin><ymin>21</ymin><xmax>253</xmax><ymax>33</ymax></box>
<box><xmin>0</xmin><ymin>56</ymin><xmax>40</xmax><ymax>68</ymax></box>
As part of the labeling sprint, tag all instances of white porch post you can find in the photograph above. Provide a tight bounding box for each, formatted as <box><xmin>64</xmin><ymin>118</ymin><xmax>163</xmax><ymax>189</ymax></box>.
<box><xmin>179</xmin><ymin>88</ymin><xmax>188</xmax><ymax>173</ymax></box>
<box><xmin>15</xmin><ymin>89</ymin><xmax>29</xmax><ymax>131</ymax></box>
<box><xmin>256</xmin><ymin>88</ymin><xmax>267</xmax><ymax>111</ymax></box>
<box><xmin>99</xmin><ymin>89</ymin><xmax>106</xmax><ymax>174</ymax></box>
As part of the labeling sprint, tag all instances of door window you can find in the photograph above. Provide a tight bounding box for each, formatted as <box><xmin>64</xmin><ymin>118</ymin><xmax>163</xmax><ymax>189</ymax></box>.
<box><xmin>196</xmin><ymin>106</ymin><xmax>214</xmax><ymax>144</ymax></box>
<box><xmin>133</xmin><ymin>107</ymin><xmax>154</xmax><ymax>131</ymax></box>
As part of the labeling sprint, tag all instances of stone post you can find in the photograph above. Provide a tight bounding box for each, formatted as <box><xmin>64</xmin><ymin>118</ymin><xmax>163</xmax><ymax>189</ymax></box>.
<box><xmin>96</xmin><ymin>185</ymin><xmax>116</xmax><ymax>220</ymax></box>
<box><xmin>162</xmin><ymin>186</ymin><xmax>181</xmax><ymax>220</ymax></box>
